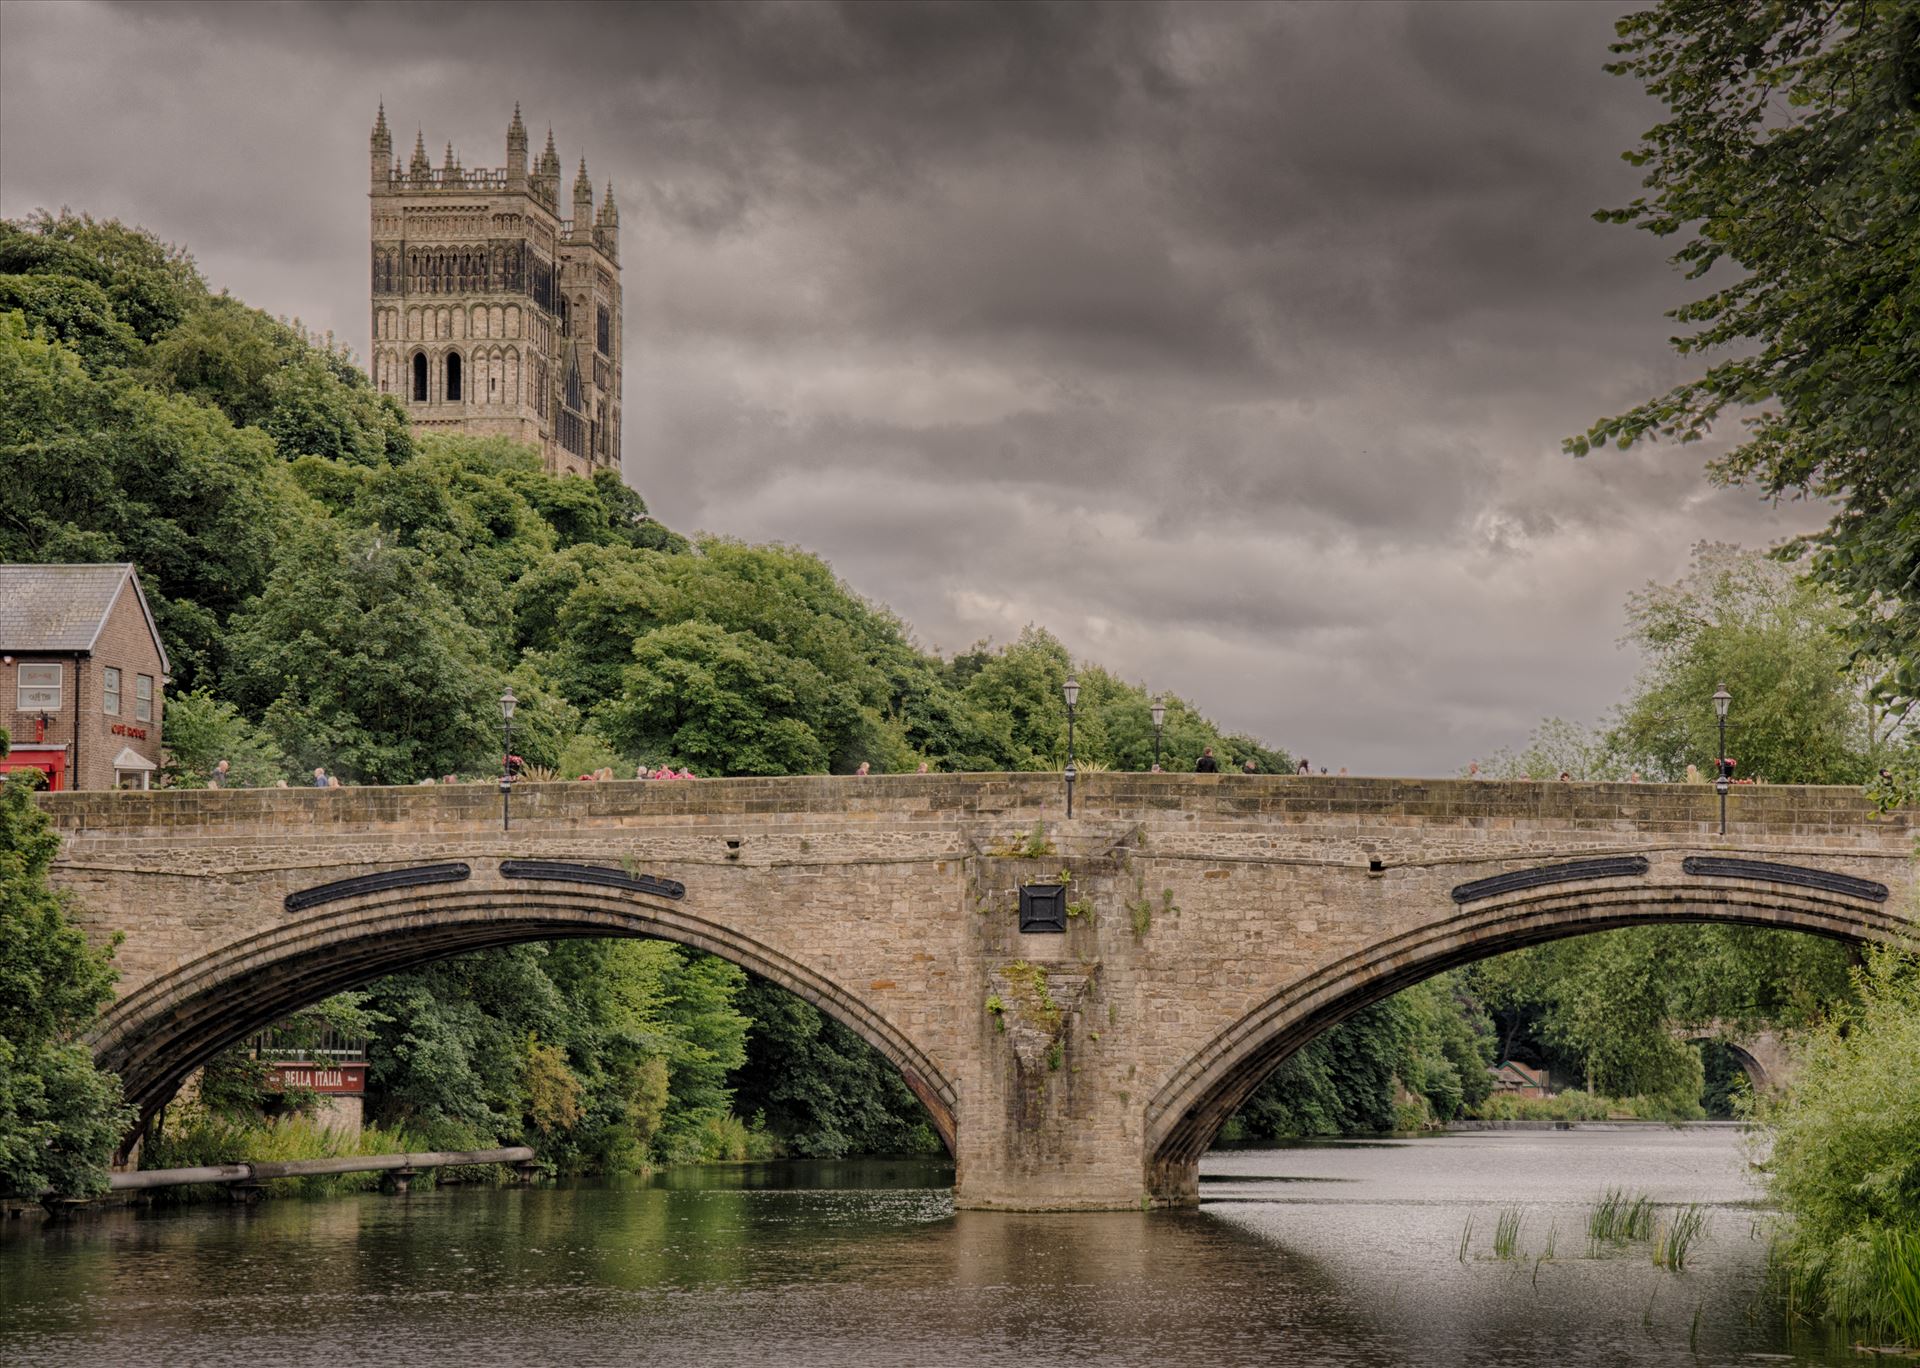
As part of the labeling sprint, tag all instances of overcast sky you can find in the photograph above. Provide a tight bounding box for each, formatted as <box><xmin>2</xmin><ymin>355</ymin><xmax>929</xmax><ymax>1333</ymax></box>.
<box><xmin>0</xmin><ymin>0</ymin><xmax>1819</xmax><ymax>773</ymax></box>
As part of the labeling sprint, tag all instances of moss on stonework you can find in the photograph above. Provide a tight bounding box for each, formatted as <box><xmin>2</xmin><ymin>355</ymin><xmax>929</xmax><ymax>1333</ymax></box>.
<box><xmin>1002</xmin><ymin>959</ymin><xmax>1061</xmax><ymax>1032</ymax></box>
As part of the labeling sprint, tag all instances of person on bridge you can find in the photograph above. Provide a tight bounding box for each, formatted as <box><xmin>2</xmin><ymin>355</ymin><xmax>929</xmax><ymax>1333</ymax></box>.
<box><xmin>1194</xmin><ymin>748</ymin><xmax>1218</xmax><ymax>773</ymax></box>
<box><xmin>1242</xmin><ymin>759</ymin><xmax>1258</xmax><ymax>774</ymax></box>
<box><xmin>312</xmin><ymin>767</ymin><xmax>329</xmax><ymax>787</ymax></box>
<box><xmin>1296</xmin><ymin>759</ymin><xmax>1312</xmax><ymax>775</ymax></box>
<box><xmin>209</xmin><ymin>759</ymin><xmax>231</xmax><ymax>789</ymax></box>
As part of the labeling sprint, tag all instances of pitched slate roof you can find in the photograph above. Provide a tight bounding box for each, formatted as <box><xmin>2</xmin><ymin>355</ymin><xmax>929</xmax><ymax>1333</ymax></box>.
<box><xmin>0</xmin><ymin>564</ymin><xmax>170</xmax><ymax>671</ymax></box>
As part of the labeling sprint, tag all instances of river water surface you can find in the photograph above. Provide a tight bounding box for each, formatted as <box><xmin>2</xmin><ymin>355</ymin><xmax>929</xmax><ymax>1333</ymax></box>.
<box><xmin>1</xmin><ymin>1126</ymin><xmax>1856</xmax><ymax>1366</ymax></box>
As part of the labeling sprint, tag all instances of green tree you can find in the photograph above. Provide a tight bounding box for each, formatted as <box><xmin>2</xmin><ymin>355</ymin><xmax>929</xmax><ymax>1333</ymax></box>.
<box><xmin>1467</xmin><ymin>925</ymin><xmax>1855</xmax><ymax>1104</ymax></box>
<box><xmin>727</xmin><ymin>977</ymin><xmax>942</xmax><ymax>1158</ymax></box>
<box><xmin>0</xmin><ymin>312</ymin><xmax>294</xmax><ymax>689</ymax></box>
<box><xmin>1472</xmin><ymin>716</ymin><xmax>1620</xmax><ymax>781</ymax></box>
<box><xmin>1572</xmin><ymin>1</ymin><xmax>1920</xmax><ymax>752</ymax></box>
<box><xmin>0</xmin><ymin>775</ymin><xmax>135</xmax><ymax>1197</ymax></box>
<box><xmin>160</xmin><ymin>689</ymin><xmax>290</xmax><ymax>788</ymax></box>
<box><xmin>0</xmin><ymin>211</ymin><xmax>204</xmax><ymax>343</ymax></box>
<box><xmin>225</xmin><ymin>522</ymin><xmax>501</xmax><ymax>783</ymax></box>
<box><xmin>1606</xmin><ymin>544</ymin><xmax>1901</xmax><ymax>783</ymax></box>
<box><xmin>597</xmin><ymin>620</ymin><xmax>849</xmax><ymax>776</ymax></box>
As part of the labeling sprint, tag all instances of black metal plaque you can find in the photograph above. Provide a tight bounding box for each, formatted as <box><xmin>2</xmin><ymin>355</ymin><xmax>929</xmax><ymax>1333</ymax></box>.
<box><xmin>1681</xmin><ymin>857</ymin><xmax>1888</xmax><ymax>903</ymax></box>
<box><xmin>500</xmin><ymin>859</ymin><xmax>686</xmax><ymax>901</ymax></box>
<box><xmin>1450</xmin><ymin>856</ymin><xmax>1650</xmax><ymax>905</ymax></box>
<box><xmin>1018</xmin><ymin>883</ymin><xmax>1068</xmax><ymax>933</ymax></box>
<box><xmin>284</xmin><ymin>863</ymin><xmax>471</xmax><ymax>914</ymax></box>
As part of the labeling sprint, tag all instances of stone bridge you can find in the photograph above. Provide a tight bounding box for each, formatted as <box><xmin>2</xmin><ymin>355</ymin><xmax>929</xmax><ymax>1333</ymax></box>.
<box><xmin>1677</xmin><ymin>1021</ymin><xmax>1796</xmax><ymax>1094</ymax></box>
<box><xmin>40</xmin><ymin>774</ymin><xmax>1916</xmax><ymax>1210</ymax></box>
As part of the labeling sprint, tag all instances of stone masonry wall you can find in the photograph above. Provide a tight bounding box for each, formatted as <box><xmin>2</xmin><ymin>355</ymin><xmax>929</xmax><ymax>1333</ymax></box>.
<box><xmin>40</xmin><ymin>774</ymin><xmax>1917</xmax><ymax>1209</ymax></box>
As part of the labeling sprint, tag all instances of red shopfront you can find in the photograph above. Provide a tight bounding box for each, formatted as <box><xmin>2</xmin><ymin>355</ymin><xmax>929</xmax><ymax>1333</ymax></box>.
<box><xmin>0</xmin><ymin>744</ymin><xmax>68</xmax><ymax>791</ymax></box>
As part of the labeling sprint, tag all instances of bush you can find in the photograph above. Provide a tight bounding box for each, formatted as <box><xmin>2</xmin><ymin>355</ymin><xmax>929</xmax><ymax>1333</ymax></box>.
<box><xmin>1765</xmin><ymin>949</ymin><xmax>1920</xmax><ymax>1349</ymax></box>
<box><xmin>0</xmin><ymin>773</ymin><xmax>134</xmax><ymax>1197</ymax></box>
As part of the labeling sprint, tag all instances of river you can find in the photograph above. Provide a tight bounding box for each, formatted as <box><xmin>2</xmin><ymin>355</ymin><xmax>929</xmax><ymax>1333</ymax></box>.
<box><xmin>0</xmin><ymin>1125</ymin><xmax>1856</xmax><ymax>1366</ymax></box>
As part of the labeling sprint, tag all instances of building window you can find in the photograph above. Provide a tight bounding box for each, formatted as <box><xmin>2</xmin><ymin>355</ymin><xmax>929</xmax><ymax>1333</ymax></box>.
<box><xmin>135</xmin><ymin>673</ymin><xmax>153</xmax><ymax>723</ymax></box>
<box><xmin>597</xmin><ymin>305</ymin><xmax>611</xmax><ymax>356</ymax></box>
<box><xmin>446</xmin><ymin>351</ymin><xmax>463</xmax><ymax>402</ymax></box>
<box><xmin>412</xmin><ymin>352</ymin><xmax>428</xmax><ymax>402</ymax></box>
<box><xmin>103</xmin><ymin>666</ymin><xmax>121</xmax><ymax>716</ymax></box>
<box><xmin>17</xmin><ymin>662</ymin><xmax>61</xmax><ymax>710</ymax></box>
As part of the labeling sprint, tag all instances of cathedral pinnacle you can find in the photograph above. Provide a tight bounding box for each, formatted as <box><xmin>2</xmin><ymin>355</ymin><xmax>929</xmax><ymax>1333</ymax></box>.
<box><xmin>575</xmin><ymin>156</ymin><xmax>593</xmax><ymax>195</ymax></box>
<box><xmin>443</xmin><ymin>142</ymin><xmax>458</xmax><ymax>172</ymax></box>
<box><xmin>372</xmin><ymin>101</ymin><xmax>389</xmax><ymax>145</ymax></box>
<box><xmin>598</xmin><ymin>182</ymin><xmax>619</xmax><ymax>226</ymax></box>
<box><xmin>509</xmin><ymin>102</ymin><xmax>526</xmax><ymax>141</ymax></box>
<box><xmin>539</xmin><ymin>127</ymin><xmax>561</xmax><ymax>177</ymax></box>
<box><xmin>410</xmin><ymin>130</ymin><xmax>430</xmax><ymax>177</ymax></box>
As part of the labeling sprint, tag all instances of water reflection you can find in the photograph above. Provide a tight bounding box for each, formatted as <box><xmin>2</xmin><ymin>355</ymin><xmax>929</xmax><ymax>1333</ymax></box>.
<box><xmin>0</xmin><ymin>1130</ymin><xmax>1858</xmax><ymax>1366</ymax></box>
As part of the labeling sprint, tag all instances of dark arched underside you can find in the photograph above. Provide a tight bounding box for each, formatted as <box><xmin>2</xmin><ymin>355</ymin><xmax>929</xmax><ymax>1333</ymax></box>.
<box><xmin>94</xmin><ymin>888</ymin><xmax>959</xmax><ymax>1157</ymax></box>
<box><xmin>1144</xmin><ymin>882</ymin><xmax>1902</xmax><ymax>1202</ymax></box>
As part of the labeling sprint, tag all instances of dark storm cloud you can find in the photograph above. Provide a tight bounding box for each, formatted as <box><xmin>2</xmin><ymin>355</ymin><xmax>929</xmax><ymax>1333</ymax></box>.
<box><xmin>0</xmin><ymin>0</ymin><xmax>1820</xmax><ymax>772</ymax></box>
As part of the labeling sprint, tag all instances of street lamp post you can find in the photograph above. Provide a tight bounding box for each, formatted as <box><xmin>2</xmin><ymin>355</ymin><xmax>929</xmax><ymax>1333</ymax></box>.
<box><xmin>1151</xmin><ymin>696</ymin><xmax>1166</xmax><ymax>772</ymax></box>
<box><xmin>1063</xmin><ymin>674</ymin><xmax>1080</xmax><ymax>818</ymax></box>
<box><xmin>1712</xmin><ymin>683</ymin><xmax>1731</xmax><ymax>836</ymax></box>
<box><xmin>499</xmin><ymin>687</ymin><xmax>517</xmax><ymax>833</ymax></box>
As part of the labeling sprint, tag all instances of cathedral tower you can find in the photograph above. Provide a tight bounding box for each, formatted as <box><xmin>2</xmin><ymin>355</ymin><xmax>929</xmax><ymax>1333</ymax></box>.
<box><xmin>368</xmin><ymin>106</ymin><xmax>622</xmax><ymax>479</ymax></box>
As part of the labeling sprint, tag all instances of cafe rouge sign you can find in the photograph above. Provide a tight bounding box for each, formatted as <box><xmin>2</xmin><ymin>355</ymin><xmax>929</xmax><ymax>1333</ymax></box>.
<box><xmin>266</xmin><ymin>1063</ymin><xmax>366</xmax><ymax>1095</ymax></box>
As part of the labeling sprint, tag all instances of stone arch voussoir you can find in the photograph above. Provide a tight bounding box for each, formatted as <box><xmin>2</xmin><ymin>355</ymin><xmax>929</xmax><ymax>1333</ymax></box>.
<box><xmin>94</xmin><ymin>885</ymin><xmax>959</xmax><ymax>1154</ymax></box>
<box><xmin>1143</xmin><ymin>879</ymin><xmax>1907</xmax><ymax>1201</ymax></box>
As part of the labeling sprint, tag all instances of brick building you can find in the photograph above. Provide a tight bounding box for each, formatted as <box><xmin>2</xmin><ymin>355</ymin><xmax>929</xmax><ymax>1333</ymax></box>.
<box><xmin>0</xmin><ymin>564</ymin><xmax>169</xmax><ymax>791</ymax></box>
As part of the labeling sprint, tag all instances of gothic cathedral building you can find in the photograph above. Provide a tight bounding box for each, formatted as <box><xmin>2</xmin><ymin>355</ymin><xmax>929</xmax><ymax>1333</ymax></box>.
<box><xmin>368</xmin><ymin>105</ymin><xmax>621</xmax><ymax>478</ymax></box>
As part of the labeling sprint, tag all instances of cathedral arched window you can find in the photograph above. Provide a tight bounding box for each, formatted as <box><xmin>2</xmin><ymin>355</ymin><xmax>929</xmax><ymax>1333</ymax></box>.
<box><xmin>412</xmin><ymin>352</ymin><xmax>428</xmax><ymax>402</ymax></box>
<box><xmin>446</xmin><ymin>350</ymin><xmax>463</xmax><ymax>402</ymax></box>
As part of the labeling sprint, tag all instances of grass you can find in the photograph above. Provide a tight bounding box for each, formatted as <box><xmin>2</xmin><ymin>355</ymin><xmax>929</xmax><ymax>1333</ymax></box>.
<box><xmin>1589</xmin><ymin>1188</ymin><xmax>1657</xmax><ymax>1248</ymax></box>
<box><xmin>1468</xmin><ymin>1088</ymin><xmax>1706</xmax><ymax>1124</ymax></box>
<box><xmin>1789</xmin><ymin>1224</ymin><xmax>1920</xmax><ymax>1352</ymax></box>
<box><xmin>142</xmin><ymin>1113</ymin><xmax>450</xmax><ymax>1202</ymax></box>
<box><xmin>1457</xmin><ymin>1213</ymin><xmax>1475</xmax><ymax>1263</ymax></box>
<box><xmin>1653</xmin><ymin>1205</ymin><xmax>1710</xmax><ymax>1270</ymax></box>
<box><xmin>1493</xmin><ymin>1207</ymin><xmax>1526</xmax><ymax>1261</ymax></box>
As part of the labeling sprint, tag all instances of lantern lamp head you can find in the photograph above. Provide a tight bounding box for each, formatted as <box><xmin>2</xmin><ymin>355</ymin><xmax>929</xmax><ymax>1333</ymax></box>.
<box><xmin>1711</xmin><ymin>684</ymin><xmax>1731</xmax><ymax>721</ymax></box>
<box><xmin>500</xmin><ymin>687</ymin><xmax>518</xmax><ymax>723</ymax></box>
<box><xmin>1151</xmin><ymin>697</ymin><xmax>1166</xmax><ymax>728</ymax></box>
<box><xmin>1063</xmin><ymin>675</ymin><xmax>1080</xmax><ymax>709</ymax></box>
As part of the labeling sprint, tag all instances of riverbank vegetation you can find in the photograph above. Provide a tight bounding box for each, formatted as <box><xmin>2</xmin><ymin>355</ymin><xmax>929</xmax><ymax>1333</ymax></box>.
<box><xmin>1763</xmin><ymin>948</ymin><xmax>1920</xmax><ymax>1351</ymax></box>
<box><xmin>0</xmin><ymin>757</ymin><xmax>133</xmax><ymax>1198</ymax></box>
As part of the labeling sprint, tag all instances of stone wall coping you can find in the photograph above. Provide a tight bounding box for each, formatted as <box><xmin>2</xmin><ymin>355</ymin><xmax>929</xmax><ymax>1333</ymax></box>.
<box><xmin>37</xmin><ymin>772</ymin><xmax>1915</xmax><ymax>838</ymax></box>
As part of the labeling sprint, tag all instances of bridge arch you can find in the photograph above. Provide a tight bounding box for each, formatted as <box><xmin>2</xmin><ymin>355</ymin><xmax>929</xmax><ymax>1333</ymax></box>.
<box><xmin>1143</xmin><ymin>878</ymin><xmax>1903</xmax><ymax>1203</ymax></box>
<box><xmin>93</xmin><ymin>879</ymin><xmax>959</xmax><ymax>1156</ymax></box>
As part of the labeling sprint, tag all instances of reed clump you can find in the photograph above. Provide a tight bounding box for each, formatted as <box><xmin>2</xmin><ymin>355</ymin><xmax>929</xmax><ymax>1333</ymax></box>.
<box><xmin>1493</xmin><ymin>1207</ymin><xmax>1526</xmax><ymax>1261</ymax></box>
<box><xmin>1588</xmin><ymin>1188</ymin><xmax>1656</xmax><ymax>1249</ymax></box>
<box><xmin>1653</xmin><ymin>1205</ymin><xmax>1709</xmax><ymax>1270</ymax></box>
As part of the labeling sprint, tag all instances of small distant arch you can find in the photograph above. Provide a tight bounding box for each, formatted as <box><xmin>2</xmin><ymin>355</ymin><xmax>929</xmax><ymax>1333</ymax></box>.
<box><xmin>411</xmin><ymin>351</ymin><xmax>428</xmax><ymax>402</ymax></box>
<box><xmin>445</xmin><ymin>350</ymin><xmax>463</xmax><ymax>402</ymax></box>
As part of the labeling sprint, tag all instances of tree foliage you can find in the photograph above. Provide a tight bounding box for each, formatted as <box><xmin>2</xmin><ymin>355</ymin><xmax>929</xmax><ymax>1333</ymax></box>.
<box><xmin>1226</xmin><ymin>977</ymin><xmax>1493</xmax><ymax>1139</ymax></box>
<box><xmin>1609</xmin><ymin>543</ymin><xmax>1903</xmax><ymax>782</ymax></box>
<box><xmin>0</xmin><ymin>776</ymin><xmax>135</xmax><ymax>1197</ymax></box>
<box><xmin>1573</xmin><ymin>0</ymin><xmax>1920</xmax><ymax>762</ymax></box>
<box><xmin>1765</xmin><ymin>949</ymin><xmax>1920</xmax><ymax>1347</ymax></box>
